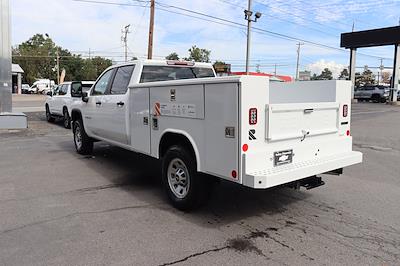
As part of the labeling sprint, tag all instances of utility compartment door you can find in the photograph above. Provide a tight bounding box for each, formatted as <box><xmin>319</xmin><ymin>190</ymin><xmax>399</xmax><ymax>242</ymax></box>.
<box><xmin>130</xmin><ymin>87</ymin><xmax>151</xmax><ymax>154</ymax></box>
<box><xmin>266</xmin><ymin>102</ymin><xmax>339</xmax><ymax>142</ymax></box>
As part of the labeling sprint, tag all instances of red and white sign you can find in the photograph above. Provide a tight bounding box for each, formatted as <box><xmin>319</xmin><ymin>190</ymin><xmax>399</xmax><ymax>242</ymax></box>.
<box><xmin>154</xmin><ymin>102</ymin><xmax>161</xmax><ymax>116</ymax></box>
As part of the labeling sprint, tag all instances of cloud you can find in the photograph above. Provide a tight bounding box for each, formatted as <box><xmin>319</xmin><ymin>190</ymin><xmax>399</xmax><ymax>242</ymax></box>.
<box><xmin>10</xmin><ymin>0</ymin><xmax>399</xmax><ymax>76</ymax></box>
<box><xmin>306</xmin><ymin>59</ymin><xmax>346</xmax><ymax>78</ymax></box>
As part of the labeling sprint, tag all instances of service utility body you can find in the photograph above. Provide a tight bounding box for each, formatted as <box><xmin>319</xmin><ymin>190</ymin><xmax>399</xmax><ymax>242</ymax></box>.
<box><xmin>70</xmin><ymin>59</ymin><xmax>362</xmax><ymax>210</ymax></box>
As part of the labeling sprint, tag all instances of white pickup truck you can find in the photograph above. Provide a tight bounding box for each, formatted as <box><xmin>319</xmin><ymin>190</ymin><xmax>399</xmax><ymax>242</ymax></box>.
<box><xmin>70</xmin><ymin>59</ymin><xmax>362</xmax><ymax>210</ymax></box>
<box><xmin>45</xmin><ymin>81</ymin><xmax>95</xmax><ymax>128</ymax></box>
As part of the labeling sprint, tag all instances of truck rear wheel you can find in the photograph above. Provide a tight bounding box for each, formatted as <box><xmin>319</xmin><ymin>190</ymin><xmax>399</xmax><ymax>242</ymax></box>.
<box><xmin>73</xmin><ymin>119</ymin><xmax>93</xmax><ymax>155</ymax></box>
<box><xmin>162</xmin><ymin>145</ymin><xmax>210</xmax><ymax>211</ymax></box>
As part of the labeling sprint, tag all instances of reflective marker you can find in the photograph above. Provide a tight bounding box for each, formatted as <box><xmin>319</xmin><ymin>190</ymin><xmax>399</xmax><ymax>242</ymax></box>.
<box><xmin>242</xmin><ymin>144</ymin><xmax>248</xmax><ymax>152</ymax></box>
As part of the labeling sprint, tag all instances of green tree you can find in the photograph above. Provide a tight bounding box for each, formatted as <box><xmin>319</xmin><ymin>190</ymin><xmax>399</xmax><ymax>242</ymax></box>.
<box><xmin>12</xmin><ymin>33</ymin><xmax>112</xmax><ymax>84</ymax></box>
<box><xmin>213</xmin><ymin>60</ymin><xmax>230</xmax><ymax>74</ymax></box>
<box><xmin>88</xmin><ymin>57</ymin><xmax>112</xmax><ymax>78</ymax></box>
<box><xmin>319</xmin><ymin>68</ymin><xmax>333</xmax><ymax>80</ymax></box>
<box><xmin>310</xmin><ymin>73</ymin><xmax>318</xmax><ymax>80</ymax></box>
<box><xmin>339</xmin><ymin>68</ymin><xmax>349</xmax><ymax>80</ymax></box>
<box><xmin>311</xmin><ymin>68</ymin><xmax>333</xmax><ymax>80</ymax></box>
<box><xmin>165</xmin><ymin>52</ymin><xmax>179</xmax><ymax>60</ymax></box>
<box><xmin>360</xmin><ymin>68</ymin><xmax>375</xmax><ymax>85</ymax></box>
<box><xmin>185</xmin><ymin>45</ymin><xmax>211</xmax><ymax>62</ymax></box>
<box><xmin>12</xmin><ymin>34</ymin><xmax>60</xmax><ymax>84</ymax></box>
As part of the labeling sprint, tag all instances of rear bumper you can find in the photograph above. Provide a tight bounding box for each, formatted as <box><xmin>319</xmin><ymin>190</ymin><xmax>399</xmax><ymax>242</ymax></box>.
<box><xmin>242</xmin><ymin>151</ymin><xmax>362</xmax><ymax>189</ymax></box>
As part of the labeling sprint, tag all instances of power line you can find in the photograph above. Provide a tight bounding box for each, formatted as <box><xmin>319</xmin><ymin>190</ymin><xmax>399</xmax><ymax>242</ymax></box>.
<box><xmin>155</xmin><ymin>1</ymin><xmax>392</xmax><ymax>60</ymax></box>
<box><xmin>73</xmin><ymin>0</ymin><xmax>392</xmax><ymax>60</ymax></box>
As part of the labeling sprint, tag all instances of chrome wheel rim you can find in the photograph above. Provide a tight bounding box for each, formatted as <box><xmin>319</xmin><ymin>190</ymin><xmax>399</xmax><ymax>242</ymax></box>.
<box><xmin>74</xmin><ymin>124</ymin><xmax>82</xmax><ymax>150</ymax></box>
<box><xmin>167</xmin><ymin>158</ymin><xmax>190</xmax><ymax>199</ymax></box>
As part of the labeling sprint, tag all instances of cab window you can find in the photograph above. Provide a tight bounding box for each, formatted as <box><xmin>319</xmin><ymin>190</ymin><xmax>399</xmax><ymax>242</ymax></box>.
<box><xmin>92</xmin><ymin>69</ymin><xmax>114</xmax><ymax>95</ymax></box>
<box><xmin>140</xmin><ymin>66</ymin><xmax>215</xmax><ymax>83</ymax></box>
<box><xmin>110</xmin><ymin>65</ymin><xmax>135</xmax><ymax>95</ymax></box>
<box><xmin>58</xmin><ymin>85</ymin><xmax>68</xmax><ymax>95</ymax></box>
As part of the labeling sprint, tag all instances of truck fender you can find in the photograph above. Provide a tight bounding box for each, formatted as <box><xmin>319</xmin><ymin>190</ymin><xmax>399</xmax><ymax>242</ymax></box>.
<box><xmin>158</xmin><ymin>129</ymin><xmax>201</xmax><ymax>171</ymax></box>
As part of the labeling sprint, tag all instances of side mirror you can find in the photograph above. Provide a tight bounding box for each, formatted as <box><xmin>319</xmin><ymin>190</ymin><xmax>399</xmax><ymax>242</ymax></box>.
<box><xmin>71</xmin><ymin>82</ymin><xmax>83</xmax><ymax>98</ymax></box>
<box><xmin>82</xmin><ymin>91</ymin><xmax>89</xmax><ymax>103</ymax></box>
<box><xmin>47</xmin><ymin>91</ymin><xmax>53</xmax><ymax>96</ymax></box>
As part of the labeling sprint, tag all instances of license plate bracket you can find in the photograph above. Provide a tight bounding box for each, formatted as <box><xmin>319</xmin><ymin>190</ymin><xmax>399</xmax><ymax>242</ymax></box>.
<box><xmin>274</xmin><ymin>149</ymin><xmax>293</xmax><ymax>166</ymax></box>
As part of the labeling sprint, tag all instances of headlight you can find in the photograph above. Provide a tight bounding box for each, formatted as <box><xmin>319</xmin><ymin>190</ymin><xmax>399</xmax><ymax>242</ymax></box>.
<box><xmin>383</xmin><ymin>92</ymin><xmax>389</xmax><ymax>97</ymax></box>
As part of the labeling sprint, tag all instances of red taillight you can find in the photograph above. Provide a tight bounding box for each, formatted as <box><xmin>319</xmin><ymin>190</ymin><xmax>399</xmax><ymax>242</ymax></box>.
<box><xmin>343</xmin><ymin>104</ymin><xmax>348</xmax><ymax>117</ymax></box>
<box><xmin>231</xmin><ymin>170</ymin><xmax>237</xmax><ymax>179</ymax></box>
<box><xmin>346</xmin><ymin>130</ymin><xmax>350</xmax><ymax>136</ymax></box>
<box><xmin>249</xmin><ymin>108</ymin><xmax>257</xmax><ymax>125</ymax></box>
<box><xmin>242</xmin><ymin>144</ymin><xmax>248</xmax><ymax>152</ymax></box>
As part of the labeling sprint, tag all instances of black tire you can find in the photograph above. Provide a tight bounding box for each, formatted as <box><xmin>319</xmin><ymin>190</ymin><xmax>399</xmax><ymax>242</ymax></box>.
<box><xmin>371</xmin><ymin>94</ymin><xmax>381</xmax><ymax>103</ymax></box>
<box><xmin>45</xmin><ymin>105</ymin><xmax>55</xmax><ymax>122</ymax></box>
<box><xmin>162</xmin><ymin>145</ymin><xmax>210</xmax><ymax>211</ymax></box>
<box><xmin>63</xmin><ymin>108</ymin><xmax>71</xmax><ymax>129</ymax></box>
<box><xmin>73</xmin><ymin>119</ymin><xmax>93</xmax><ymax>155</ymax></box>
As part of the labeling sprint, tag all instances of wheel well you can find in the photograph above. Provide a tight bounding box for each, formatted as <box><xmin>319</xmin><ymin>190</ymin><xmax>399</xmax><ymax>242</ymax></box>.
<box><xmin>159</xmin><ymin>133</ymin><xmax>197</xmax><ymax>162</ymax></box>
<box><xmin>71</xmin><ymin>109</ymin><xmax>82</xmax><ymax>122</ymax></box>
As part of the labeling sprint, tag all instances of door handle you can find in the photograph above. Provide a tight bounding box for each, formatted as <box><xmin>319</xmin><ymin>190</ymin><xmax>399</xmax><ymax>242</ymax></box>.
<box><xmin>96</xmin><ymin>101</ymin><xmax>102</xmax><ymax>106</ymax></box>
<box><xmin>117</xmin><ymin>101</ymin><xmax>125</xmax><ymax>106</ymax></box>
<box><xmin>304</xmin><ymin>108</ymin><xmax>314</xmax><ymax>114</ymax></box>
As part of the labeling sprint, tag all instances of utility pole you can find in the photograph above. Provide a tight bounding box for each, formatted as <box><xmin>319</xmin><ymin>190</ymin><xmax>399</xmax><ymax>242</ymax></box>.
<box><xmin>122</xmin><ymin>24</ymin><xmax>130</xmax><ymax>62</ymax></box>
<box><xmin>56</xmin><ymin>49</ymin><xmax>60</xmax><ymax>85</ymax></box>
<box><xmin>147</xmin><ymin>0</ymin><xmax>155</xmax><ymax>59</ymax></box>
<box><xmin>244</xmin><ymin>0</ymin><xmax>261</xmax><ymax>74</ymax></box>
<box><xmin>295</xmin><ymin>42</ymin><xmax>304</xmax><ymax>81</ymax></box>
<box><xmin>274</xmin><ymin>63</ymin><xmax>277</xmax><ymax>76</ymax></box>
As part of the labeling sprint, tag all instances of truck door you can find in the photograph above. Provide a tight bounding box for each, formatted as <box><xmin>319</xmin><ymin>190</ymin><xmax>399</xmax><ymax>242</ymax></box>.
<box><xmin>85</xmin><ymin>69</ymin><xmax>114</xmax><ymax>137</ymax></box>
<box><xmin>101</xmin><ymin>65</ymin><xmax>135</xmax><ymax>144</ymax></box>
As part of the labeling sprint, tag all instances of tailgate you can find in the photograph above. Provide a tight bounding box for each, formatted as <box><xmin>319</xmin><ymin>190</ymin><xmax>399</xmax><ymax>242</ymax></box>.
<box><xmin>266</xmin><ymin>102</ymin><xmax>339</xmax><ymax>142</ymax></box>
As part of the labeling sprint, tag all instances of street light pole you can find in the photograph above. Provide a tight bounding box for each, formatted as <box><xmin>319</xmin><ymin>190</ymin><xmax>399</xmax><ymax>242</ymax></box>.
<box><xmin>244</xmin><ymin>0</ymin><xmax>261</xmax><ymax>75</ymax></box>
<box><xmin>245</xmin><ymin>0</ymin><xmax>252</xmax><ymax>75</ymax></box>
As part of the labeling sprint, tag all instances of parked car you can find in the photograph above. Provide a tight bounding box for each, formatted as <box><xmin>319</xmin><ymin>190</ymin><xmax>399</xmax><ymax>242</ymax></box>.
<box><xmin>27</xmin><ymin>79</ymin><xmax>55</xmax><ymax>94</ymax></box>
<box><xmin>354</xmin><ymin>85</ymin><xmax>389</xmax><ymax>103</ymax></box>
<box><xmin>45</xmin><ymin>81</ymin><xmax>94</xmax><ymax>128</ymax></box>
<box><xmin>21</xmin><ymin>84</ymin><xmax>30</xmax><ymax>94</ymax></box>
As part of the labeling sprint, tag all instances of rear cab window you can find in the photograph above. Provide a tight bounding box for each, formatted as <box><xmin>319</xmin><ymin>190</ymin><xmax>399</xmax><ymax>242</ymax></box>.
<box><xmin>140</xmin><ymin>65</ymin><xmax>215</xmax><ymax>83</ymax></box>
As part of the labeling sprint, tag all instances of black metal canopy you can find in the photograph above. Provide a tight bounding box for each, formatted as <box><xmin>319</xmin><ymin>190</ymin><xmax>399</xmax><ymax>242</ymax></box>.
<box><xmin>340</xmin><ymin>26</ymin><xmax>400</xmax><ymax>49</ymax></box>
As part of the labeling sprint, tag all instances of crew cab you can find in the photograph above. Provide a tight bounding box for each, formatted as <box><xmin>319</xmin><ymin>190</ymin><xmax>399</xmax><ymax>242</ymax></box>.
<box><xmin>45</xmin><ymin>81</ymin><xmax>94</xmax><ymax>128</ymax></box>
<box><xmin>70</xmin><ymin>60</ymin><xmax>362</xmax><ymax>210</ymax></box>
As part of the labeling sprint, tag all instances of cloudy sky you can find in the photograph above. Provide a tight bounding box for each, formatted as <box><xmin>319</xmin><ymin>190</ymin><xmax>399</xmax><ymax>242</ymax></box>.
<box><xmin>10</xmin><ymin>0</ymin><xmax>400</xmax><ymax>77</ymax></box>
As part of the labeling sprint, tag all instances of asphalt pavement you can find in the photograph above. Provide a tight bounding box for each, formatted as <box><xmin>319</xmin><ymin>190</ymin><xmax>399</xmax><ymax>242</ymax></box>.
<box><xmin>0</xmin><ymin>102</ymin><xmax>399</xmax><ymax>265</ymax></box>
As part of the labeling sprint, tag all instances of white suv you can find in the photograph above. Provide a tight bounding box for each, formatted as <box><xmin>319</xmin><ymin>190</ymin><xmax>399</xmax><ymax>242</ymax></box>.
<box><xmin>45</xmin><ymin>81</ymin><xmax>94</xmax><ymax>128</ymax></box>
